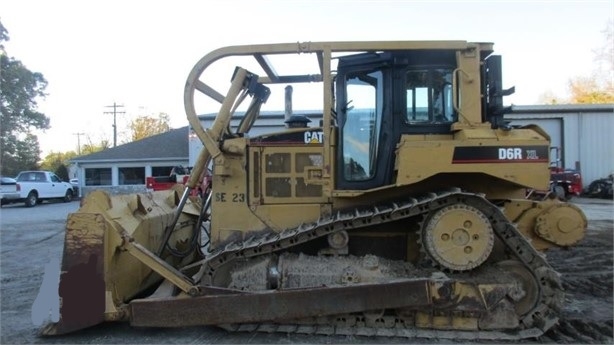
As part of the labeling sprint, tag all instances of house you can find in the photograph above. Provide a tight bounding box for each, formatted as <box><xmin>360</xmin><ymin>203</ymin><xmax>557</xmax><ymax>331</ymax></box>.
<box><xmin>71</xmin><ymin>127</ymin><xmax>189</xmax><ymax>196</ymax></box>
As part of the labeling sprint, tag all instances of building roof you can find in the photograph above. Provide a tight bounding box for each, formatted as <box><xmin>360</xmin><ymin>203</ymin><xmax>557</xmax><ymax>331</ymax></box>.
<box><xmin>71</xmin><ymin>126</ymin><xmax>188</xmax><ymax>163</ymax></box>
<box><xmin>510</xmin><ymin>104</ymin><xmax>614</xmax><ymax>114</ymax></box>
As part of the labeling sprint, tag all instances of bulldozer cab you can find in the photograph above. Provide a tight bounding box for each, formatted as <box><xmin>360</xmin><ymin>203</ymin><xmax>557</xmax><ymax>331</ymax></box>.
<box><xmin>333</xmin><ymin>48</ymin><xmax>516</xmax><ymax>191</ymax></box>
<box><xmin>335</xmin><ymin>51</ymin><xmax>459</xmax><ymax>190</ymax></box>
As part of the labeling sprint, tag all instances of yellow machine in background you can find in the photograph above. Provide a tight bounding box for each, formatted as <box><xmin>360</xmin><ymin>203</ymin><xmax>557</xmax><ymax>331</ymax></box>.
<box><xmin>40</xmin><ymin>41</ymin><xmax>586</xmax><ymax>340</ymax></box>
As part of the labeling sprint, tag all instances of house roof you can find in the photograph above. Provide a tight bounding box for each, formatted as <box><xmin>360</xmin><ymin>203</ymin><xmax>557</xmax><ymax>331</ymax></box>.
<box><xmin>71</xmin><ymin>126</ymin><xmax>189</xmax><ymax>163</ymax></box>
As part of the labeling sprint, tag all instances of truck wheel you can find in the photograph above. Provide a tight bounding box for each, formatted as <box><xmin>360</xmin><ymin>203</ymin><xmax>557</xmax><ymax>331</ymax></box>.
<box><xmin>25</xmin><ymin>192</ymin><xmax>38</xmax><ymax>207</ymax></box>
<box><xmin>63</xmin><ymin>189</ymin><xmax>73</xmax><ymax>202</ymax></box>
<box><xmin>553</xmin><ymin>185</ymin><xmax>566</xmax><ymax>200</ymax></box>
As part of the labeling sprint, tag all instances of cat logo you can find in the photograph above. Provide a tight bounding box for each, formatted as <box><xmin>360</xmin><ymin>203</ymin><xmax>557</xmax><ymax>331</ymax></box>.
<box><xmin>304</xmin><ymin>131</ymin><xmax>323</xmax><ymax>144</ymax></box>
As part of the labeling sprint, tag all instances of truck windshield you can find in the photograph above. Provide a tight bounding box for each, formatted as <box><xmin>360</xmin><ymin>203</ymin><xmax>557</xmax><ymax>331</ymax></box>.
<box><xmin>342</xmin><ymin>69</ymin><xmax>384</xmax><ymax>181</ymax></box>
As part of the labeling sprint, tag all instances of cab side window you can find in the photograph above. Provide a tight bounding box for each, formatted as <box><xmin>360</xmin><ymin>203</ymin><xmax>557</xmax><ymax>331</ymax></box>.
<box><xmin>406</xmin><ymin>69</ymin><xmax>455</xmax><ymax>124</ymax></box>
<box><xmin>342</xmin><ymin>69</ymin><xmax>384</xmax><ymax>182</ymax></box>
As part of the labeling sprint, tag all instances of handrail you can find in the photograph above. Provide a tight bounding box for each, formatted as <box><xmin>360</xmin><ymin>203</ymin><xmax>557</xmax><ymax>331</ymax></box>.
<box><xmin>452</xmin><ymin>68</ymin><xmax>473</xmax><ymax>125</ymax></box>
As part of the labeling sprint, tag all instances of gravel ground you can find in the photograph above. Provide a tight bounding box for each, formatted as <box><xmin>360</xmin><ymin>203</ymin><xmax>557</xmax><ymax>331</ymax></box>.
<box><xmin>0</xmin><ymin>197</ymin><xmax>612</xmax><ymax>344</ymax></box>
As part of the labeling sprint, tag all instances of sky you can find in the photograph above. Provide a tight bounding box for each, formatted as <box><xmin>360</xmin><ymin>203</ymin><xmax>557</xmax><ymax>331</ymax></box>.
<box><xmin>2</xmin><ymin>0</ymin><xmax>613</xmax><ymax>157</ymax></box>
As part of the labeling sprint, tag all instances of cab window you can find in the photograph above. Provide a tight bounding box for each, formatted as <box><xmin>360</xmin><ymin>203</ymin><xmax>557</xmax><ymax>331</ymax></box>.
<box><xmin>342</xmin><ymin>69</ymin><xmax>384</xmax><ymax>181</ymax></box>
<box><xmin>406</xmin><ymin>69</ymin><xmax>454</xmax><ymax>123</ymax></box>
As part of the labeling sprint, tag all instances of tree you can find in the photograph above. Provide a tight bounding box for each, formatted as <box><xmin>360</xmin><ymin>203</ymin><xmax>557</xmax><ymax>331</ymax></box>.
<box><xmin>0</xmin><ymin>21</ymin><xmax>50</xmax><ymax>176</ymax></box>
<box><xmin>81</xmin><ymin>136</ymin><xmax>110</xmax><ymax>155</ymax></box>
<box><xmin>129</xmin><ymin>113</ymin><xmax>171</xmax><ymax>141</ymax></box>
<box><xmin>567</xmin><ymin>76</ymin><xmax>614</xmax><ymax>104</ymax></box>
<box><xmin>568</xmin><ymin>21</ymin><xmax>614</xmax><ymax>103</ymax></box>
<box><xmin>594</xmin><ymin>20</ymin><xmax>614</xmax><ymax>76</ymax></box>
<box><xmin>1</xmin><ymin>134</ymin><xmax>41</xmax><ymax>176</ymax></box>
<box><xmin>54</xmin><ymin>163</ymin><xmax>69</xmax><ymax>181</ymax></box>
<box><xmin>542</xmin><ymin>21</ymin><xmax>614</xmax><ymax>104</ymax></box>
<box><xmin>537</xmin><ymin>90</ymin><xmax>561</xmax><ymax>105</ymax></box>
<box><xmin>40</xmin><ymin>151</ymin><xmax>77</xmax><ymax>173</ymax></box>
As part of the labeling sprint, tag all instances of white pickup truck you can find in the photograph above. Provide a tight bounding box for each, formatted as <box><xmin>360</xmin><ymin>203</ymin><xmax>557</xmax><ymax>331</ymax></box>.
<box><xmin>1</xmin><ymin>176</ymin><xmax>20</xmax><ymax>206</ymax></box>
<box><xmin>14</xmin><ymin>171</ymin><xmax>75</xmax><ymax>207</ymax></box>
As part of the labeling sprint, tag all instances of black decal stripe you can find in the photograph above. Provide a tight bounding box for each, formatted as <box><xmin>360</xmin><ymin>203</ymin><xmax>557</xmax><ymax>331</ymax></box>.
<box><xmin>452</xmin><ymin>159</ymin><xmax>549</xmax><ymax>164</ymax></box>
<box><xmin>452</xmin><ymin>146</ymin><xmax>549</xmax><ymax>164</ymax></box>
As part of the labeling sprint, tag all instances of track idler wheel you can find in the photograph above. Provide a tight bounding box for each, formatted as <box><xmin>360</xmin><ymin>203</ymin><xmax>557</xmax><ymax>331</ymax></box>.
<box><xmin>495</xmin><ymin>260</ymin><xmax>539</xmax><ymax>316</ymax></box>
<box><xmin>421</xmin><ymin>204</ymin><xmax>494</xmax><ymax>271</ymax></box>
<box><xmin>534</xmin><ymin>203</ymin><xmax>587</xmax><ymax>247</ymax></box>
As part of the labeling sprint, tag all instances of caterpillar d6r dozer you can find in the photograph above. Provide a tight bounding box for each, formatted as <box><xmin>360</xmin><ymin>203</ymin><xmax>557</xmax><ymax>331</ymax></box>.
<box><xmin>39</xmin><ymin>41</ymin><xmax>588</xmax><ymax>340</ymax></box>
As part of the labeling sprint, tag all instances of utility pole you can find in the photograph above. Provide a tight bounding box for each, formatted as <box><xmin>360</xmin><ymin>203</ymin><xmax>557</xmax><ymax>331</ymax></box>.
<box><xmin>72</xmin><ymin>132</ymin><xmax>85</xmax><ymax>155</ymax></box>
<box><xmin>104</xmin><ymin>103</ymin><xmax>125</xmax><ymax>147</ymax></box>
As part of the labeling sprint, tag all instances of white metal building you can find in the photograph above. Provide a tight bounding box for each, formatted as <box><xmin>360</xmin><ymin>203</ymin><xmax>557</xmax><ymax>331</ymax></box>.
<box><xmin>505</xmin><ymin>104</ymin><xmax>614</xmax><ymax>187</ymax></box>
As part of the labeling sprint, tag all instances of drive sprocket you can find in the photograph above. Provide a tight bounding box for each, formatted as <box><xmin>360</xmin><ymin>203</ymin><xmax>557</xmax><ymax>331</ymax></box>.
<box><xmin>421</xmin><ymin>203</ymin><xmax>494</xmax><ymax>271</ymax></box>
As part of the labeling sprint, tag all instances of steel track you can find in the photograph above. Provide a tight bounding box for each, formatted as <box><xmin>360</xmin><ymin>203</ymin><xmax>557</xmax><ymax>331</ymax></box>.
<box><xmin>197</xmin><ymin>189</ymin><xmax>564</xmax><ymax>340</ymax></box>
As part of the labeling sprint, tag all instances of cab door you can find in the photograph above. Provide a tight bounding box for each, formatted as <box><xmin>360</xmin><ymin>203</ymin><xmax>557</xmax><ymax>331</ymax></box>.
<box><xmin>335</xmin><ymin>54</ymin><xmax>395</xmax><ymax>190</ymax></box>
<box><xmin>48</xmin><ymin>173</ymin><xmax>65</xmax><ymax>197</ymax></box>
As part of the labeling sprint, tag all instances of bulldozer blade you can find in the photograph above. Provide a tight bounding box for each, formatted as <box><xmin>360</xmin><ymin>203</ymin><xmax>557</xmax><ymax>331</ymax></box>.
<box><xmin>130</xmin><ymin>280</ymin><xmax>432</xmax><ymax>327</ymax></box>
<box><xmin>40</xmin><ymin>213</ymin><xmax>106</xmax><ymax>335</ymax></box>
<box><xmin>37</xmin><ymin>189</ymin><xmax>201</xmax><ymax>336</ymax></box>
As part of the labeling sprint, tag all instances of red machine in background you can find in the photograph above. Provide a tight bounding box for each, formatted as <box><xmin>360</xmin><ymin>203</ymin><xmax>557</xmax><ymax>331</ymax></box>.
<box><xmin>146</xmin><ymin>165</ymin><xmax>210</xmax><ymax>198</ymax></box>
<box><xmin>145</xmin><ymin>166</ymin><xmax>190</xmax><ymax>191</ymax></box>
<box><xmin>526</xmin><ymin>147</ymin><xmax>583</xmax><ymax>200</ymax></box>
<box><xmin>549</xmin><ymin>147</ymin><xmax>583</xmax><ymax>199</ymax></box>
<box><xmin>550</xmin><ymin>167</ymin><xmax>583</xmax><ymax>199</ymax></box>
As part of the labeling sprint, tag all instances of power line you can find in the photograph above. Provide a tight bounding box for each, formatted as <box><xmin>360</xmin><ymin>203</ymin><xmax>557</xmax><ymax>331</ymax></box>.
<box><xmin>72</xmin><ymin>132</ymin><xmax>85</xmax><ymax>155</ymax></box>
<box><xmin>104</xmin><ymin>103</ymin><xmax>125</xmax><ymax>147</ymax></box>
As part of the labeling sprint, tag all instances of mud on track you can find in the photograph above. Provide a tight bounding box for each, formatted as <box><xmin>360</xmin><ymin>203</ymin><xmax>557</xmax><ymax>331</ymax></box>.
<box><xmin>0</xmin><ymin>198</ymin><xmax>612</xmax><ymax>344</ymax></box>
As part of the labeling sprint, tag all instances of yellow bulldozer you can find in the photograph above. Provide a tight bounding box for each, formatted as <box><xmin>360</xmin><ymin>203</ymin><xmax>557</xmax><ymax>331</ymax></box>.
<box><xmin>39</xmin><ymin>41</ymin><xmax>587</xmax><ymax>340</ymax></box>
